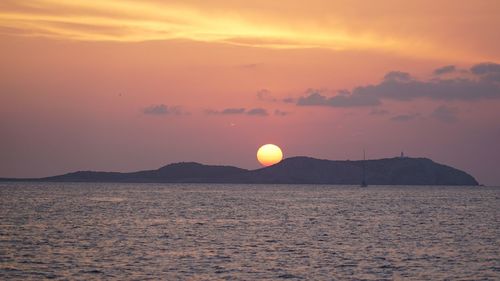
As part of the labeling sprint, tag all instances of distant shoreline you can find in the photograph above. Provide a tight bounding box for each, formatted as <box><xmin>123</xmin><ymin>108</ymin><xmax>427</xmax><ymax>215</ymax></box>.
<box><xmin>0</xmin><ymin>156</ymin><xmax>479</xmax><ymax>186</ymax></box>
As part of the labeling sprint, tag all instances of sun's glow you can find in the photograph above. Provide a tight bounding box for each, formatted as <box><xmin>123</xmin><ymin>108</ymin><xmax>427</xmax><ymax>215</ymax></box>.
<box><xmin>0</xmin><ymin>0</ymin><xmax>466</xmax><ymax>60</ymax></box>
<box><xmin>257</xmin><ymin>144</ymin><xmax>283</xmax><ymax>167</ymax></box>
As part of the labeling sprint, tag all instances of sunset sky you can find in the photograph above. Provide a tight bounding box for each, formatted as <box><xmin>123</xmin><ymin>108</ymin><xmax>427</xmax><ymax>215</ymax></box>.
<box><xmin>1</xmin><ymin>0</ymin><xmax>500</xmax><ymax>185</ymax></box>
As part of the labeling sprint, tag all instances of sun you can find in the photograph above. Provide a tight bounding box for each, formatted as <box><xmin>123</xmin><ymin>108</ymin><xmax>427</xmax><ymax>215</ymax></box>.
<box><xmin>257</xmin><ymin>144</ymin><xmax>283</xmax><ymax>166</ymax></box>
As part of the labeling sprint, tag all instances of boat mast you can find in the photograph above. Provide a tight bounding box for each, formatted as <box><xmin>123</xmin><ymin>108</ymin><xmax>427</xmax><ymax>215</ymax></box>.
<box><xmin>361</xmin><ymin>149</ymin><xmax>367</xmax><ymax>187</ymax></box>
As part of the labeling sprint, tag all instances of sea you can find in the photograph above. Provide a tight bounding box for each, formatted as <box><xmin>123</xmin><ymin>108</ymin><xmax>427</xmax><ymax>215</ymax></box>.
<box><xmin>0</xmin><ymin>182</ymin><xmax>498</xmax><ymax>280</ymax></box>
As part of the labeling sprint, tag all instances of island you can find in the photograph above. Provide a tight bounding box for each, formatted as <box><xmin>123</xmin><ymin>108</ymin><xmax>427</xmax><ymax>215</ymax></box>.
<box><xmin>1</xmin><ymin>156</ymin><xmax>479</xmax><ymax>185</ymax></box>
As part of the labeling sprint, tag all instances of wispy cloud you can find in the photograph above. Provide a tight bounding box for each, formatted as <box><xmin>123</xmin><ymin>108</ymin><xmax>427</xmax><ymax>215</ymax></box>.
<box><xmin>256</xmin><ymin>89</ymin><xmax>276</xmax><ymax>102</ymax></box>
<box><xmin>0</xmin><ymin>0</ymin><xmax>473</xmax><ymax>60</ymax></box>
<box><xmin>431</xmin><ymin>105</ymin><xmax>458</xmax><ymax>123</ymax></box>
<box><xmin>390</xmin><ymin>113</ymin><xmax>420</xmax><ymax>122</ymax></box>
<box><xmin>206</xmin><ymin>108</ymin><xmax>246</xmax><ymax>115</ymax></box>
<box><xmin>274</xmin><ymin>109</ymin><xmax>290</xmax><ymax>116</ymax></box>
<box><xmin>246</xmin><ymin>108</ymin><xmax>268</xmax><ymax>116</ymax></box>
<box><xmin>282</xmin><ymin>97</ymin><xmax>296</xmax><ymax>103</ymax></box>
<box><xmin>143</xmin><ymin>104</ymin><xmax>184</xmax><ymax>116</ymax></box>
<box><xmin>238</xmin><ymin>63</ymin><xmax>260</xmax><ymax>69</ymax></box>
<box><xmin>370</xmin><ymin>109</ymin><xmax>389</xmax><ymax>115</ymax></box>
<box><xmin>206</xmin><ymin>107</ymin><xmax>268</xmax><ymax>116</ymax></box>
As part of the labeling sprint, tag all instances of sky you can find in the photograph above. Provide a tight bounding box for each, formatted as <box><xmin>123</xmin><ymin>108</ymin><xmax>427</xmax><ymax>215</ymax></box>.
<box><xmin>1</xmin><ymin>0</ymin><xmax>500</xmax><ymax>185</ymax></box>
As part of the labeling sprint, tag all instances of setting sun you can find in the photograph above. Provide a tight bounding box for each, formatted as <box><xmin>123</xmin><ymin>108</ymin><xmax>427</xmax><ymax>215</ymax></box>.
<box><xmin>257</xmin><ymin>144</ymin><xmax>283</xmax><ymax>167</ymax></box>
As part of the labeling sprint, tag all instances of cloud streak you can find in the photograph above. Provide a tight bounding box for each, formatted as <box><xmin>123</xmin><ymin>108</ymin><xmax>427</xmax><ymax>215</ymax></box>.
<box><xmin>256</xmin><ymin>89</ymin><xmax>276</xmax><ymax>102</ymax></box>
<box><xmin>296</xmin><ymin>63</ymin><xmax>500</xmax><ymax>108</ymax></box>
<box><xmin>246</xmin><ymin>108</ymin><xmax>268</xmax><ymax>116</ymax></box>
<box><xmin>143</xmin><ymin>104</ymin><xmax>184</xmax><ymax>116</ymax></box>
<box><xmin>298</xmin><ymin>89</ymin><xmax>380</xmax><ymax>107</ymax></box>
<box><xmin>206</xmin><ymin>108</ymin><xmax>245</xmax><ymax>115</ymax></box>
<box><xmin>0</xmin><ymin>1</ymin><xmax>398</xmax><ymax>51</ymax></box>
<box><xmin>1</xmin><ymin>0</ymin><xmax>494</xmax><ymax>60</ymax></box>
<box><xmin>206</xmin><ymin>107</ymin><xmax>269</xmax><ymax>116</ymax></box>
<box><xmin>274</xmin><ymin>109</ymin><xmax>290</xmax><ymax>116</ymax></box>
<box><xmin>471</xmin><ymin>62</ymin><xmax>500</xmax><ymax>83</ymax></box>
<box><xmin>390</xmin><ymin>113</ymin><xmax>420</xmax><ymax>122</ymax></box>
<box><xmin>431</xmin><ymin>105</ymin><xmax>458</xmax><ymax>123</ymax></box>
<box><xmin>433</xmin><ymin>65</ymin><xmax>456</xmax><ymax>75</ymax></box>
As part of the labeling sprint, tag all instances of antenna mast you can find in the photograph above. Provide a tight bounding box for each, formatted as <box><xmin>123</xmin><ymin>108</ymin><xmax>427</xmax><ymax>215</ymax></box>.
<box><xmin>361</xmin><ymin>149</ymin><xmax>367</xmax><ymax>187</ymax></box>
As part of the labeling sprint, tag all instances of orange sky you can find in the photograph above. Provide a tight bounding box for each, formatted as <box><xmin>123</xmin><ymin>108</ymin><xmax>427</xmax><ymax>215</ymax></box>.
<box><xmin>1</xmin><ymin>1</ymin><xmax>500</xmax><ymax>184</ymax></box>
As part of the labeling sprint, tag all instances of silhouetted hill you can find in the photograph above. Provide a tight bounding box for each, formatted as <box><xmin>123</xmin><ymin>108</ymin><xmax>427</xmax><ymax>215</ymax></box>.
<box><xmin>232</xmin><ymin>157</ymin><xmax>478</xmax><ymax>185</ymax></box>
<box><xmin>0</xmin><ymin>157</ymin><xmax>478</xmax><ymax>185</ymax></box>
<box><xmin>42</xmin><ymin>162</ymin><xmax>248</xmax><ymax>183</ymax></box>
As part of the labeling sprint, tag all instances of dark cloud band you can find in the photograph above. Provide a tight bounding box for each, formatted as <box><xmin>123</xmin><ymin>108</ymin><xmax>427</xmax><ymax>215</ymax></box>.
<box><xmin>296</xmin><ymin>62</ymin><xmax>500</xmax><ymax>108</ymax></box>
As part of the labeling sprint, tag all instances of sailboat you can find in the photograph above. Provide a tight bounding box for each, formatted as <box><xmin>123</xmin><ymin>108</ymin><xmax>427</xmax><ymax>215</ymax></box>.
<box><xmin>361</xmin><ymin>149</ymin><xmax>367</xmax><ymax>187</ymax></box>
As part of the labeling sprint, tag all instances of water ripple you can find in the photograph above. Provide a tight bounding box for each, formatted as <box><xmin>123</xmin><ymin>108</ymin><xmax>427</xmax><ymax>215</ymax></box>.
<box><xmin>1</xmin><ymin>183</ymin><xmax>499</xmax><ymax>280</ymax></box>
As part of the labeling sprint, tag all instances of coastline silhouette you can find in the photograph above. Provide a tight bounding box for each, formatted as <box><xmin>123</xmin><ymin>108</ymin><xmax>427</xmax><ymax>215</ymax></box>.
<box><xmin>1</xmin><ymin>156</ymin><xmax>478</xmax><ymax>185</ymax></box>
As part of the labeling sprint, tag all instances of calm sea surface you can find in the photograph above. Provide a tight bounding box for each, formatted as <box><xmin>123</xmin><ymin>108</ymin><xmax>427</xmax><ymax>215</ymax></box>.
<box><xmin>1</xmin><ymin>183</ymin><xmax>499</xmax><ymax>280</ymax></box>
